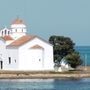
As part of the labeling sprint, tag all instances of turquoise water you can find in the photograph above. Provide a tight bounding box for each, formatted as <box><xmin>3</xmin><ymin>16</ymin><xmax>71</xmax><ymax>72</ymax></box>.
<box><xmin>75</xmin><ymin>46</ymin><xmax>90</xmax><ymax>66</ymax></box>
<box><xmin>0</xmin><ymin>78</ymin><xmax>90</xmax><ymax>90</ymax></box>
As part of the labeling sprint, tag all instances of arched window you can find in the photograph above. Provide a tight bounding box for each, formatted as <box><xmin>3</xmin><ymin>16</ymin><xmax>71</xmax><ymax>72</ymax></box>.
<box><xmin>2</xmin><ymin>31</ymin><xmax>3</xmax><ymax>36</ymax></box>
<box><xmin>16</xmin><ymin>29</ymin><xmax>17</xmax><ymax>32</ymax></box>
<box><xmin>5</xmin><ymin>30</ymin><xmax>7</xmax><ymax>35</ymax></box>
<box><xmin>22</xmin><ymin>29</ymin><xmax>23</xmax><ymax>32</ymax></box>
<box><xmin>8</xmin><ymin>31</ymin><xmax>10</xmax><ymax>35</ymax></box>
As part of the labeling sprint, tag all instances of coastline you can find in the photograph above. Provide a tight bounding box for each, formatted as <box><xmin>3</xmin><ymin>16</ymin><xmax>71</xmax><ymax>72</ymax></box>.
<box><xmin>0</xmin><ymin>66</ymin><xmax>90</xmax><ymax>79</ymax></box>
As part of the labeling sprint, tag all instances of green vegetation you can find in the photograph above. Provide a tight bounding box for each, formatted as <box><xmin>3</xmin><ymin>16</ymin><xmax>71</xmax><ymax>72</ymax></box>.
<box><xmin>49</xmin><ymin>35</ymin><xmax>83</xmax><ymax>68</ymax></box>
<box><xmin>65</xmin><ymin>52</ymin><xmax>82</xmax><ymax>68</ymax></box>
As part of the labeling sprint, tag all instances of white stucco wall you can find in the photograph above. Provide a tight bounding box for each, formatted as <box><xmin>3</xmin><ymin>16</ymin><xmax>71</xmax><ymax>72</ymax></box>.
<box><xmin>0</xmin><ymin>37</ymin><xmax>54</xmax><ymax>71</ymax></box>
<box><xmin>10</xmin><ymin>33</ymin><xmax>26</xmax><ymax>40</ymax></box>
<box><xmin>18</xmin><ymin>49</ymin><xmax>44</xmax><ymax>70</ymax></box>
<box><xmin>18</xmin><ymin>37</ymin><xmax>54</xmax><ymax>70</ymax></box>
<box><xmin>0</xmin><ymin>39</ymin><xmax>7</xmax><ymax>69</ymax></box>
<box><xmin>5</xmin><ymin>48</ymin><xmax>19</xmax><ymax>70</ymax></box>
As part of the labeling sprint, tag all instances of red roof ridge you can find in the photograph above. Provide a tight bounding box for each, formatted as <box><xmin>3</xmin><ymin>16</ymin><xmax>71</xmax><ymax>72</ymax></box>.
<box><xmin>7</xmin><ymin>35</ymin><xmax>36</xmax><ymax>47</ymax></box>
<box><xmin>12</xmin><ymin>18</ymin><xmax>24</xmax><ymax>24</ymax></box>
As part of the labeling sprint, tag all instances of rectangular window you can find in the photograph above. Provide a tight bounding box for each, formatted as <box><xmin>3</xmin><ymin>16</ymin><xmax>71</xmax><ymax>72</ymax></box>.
<box><xmin>9</xmin><ymin>57</ymin><xmax>11</xmax><ymax>64</ymax></box>
<box><xmin>0</xmin><ymin>61</ymin><xmax>3</xmax><ymax>69</ymax></box>
<box><xmin>15</xmin><ymin>60</ymin><xmax>16</xmax><ymax>63</ymax></box>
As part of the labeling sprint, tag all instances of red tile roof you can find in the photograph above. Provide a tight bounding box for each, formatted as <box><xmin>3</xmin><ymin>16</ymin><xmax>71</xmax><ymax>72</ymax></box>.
<box><xmin>2</xmin><ymin>36</ymin><xmax>13</xmax><ymax>41</ymax></box>
<box><xmin>12</xmin><ymin>18</ymin><xmax>24</xmax><ymax>24</ymax></box>
<box><xmin>30</xmin><ymin>45</ymin><xmax>44</xmax><ymax>49</ymax></box>
<box><xmin>7</xmin><ymin>35</ymin><xmax>36</xmax><ymax>47</ymax></box>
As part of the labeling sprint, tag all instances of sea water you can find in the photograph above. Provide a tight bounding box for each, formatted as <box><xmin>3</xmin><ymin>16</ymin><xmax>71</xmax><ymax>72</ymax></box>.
<box><xmin>75</xmin><ymin>46</ymin><xmax>90</xmax><ymax>66</ymax></box>
<box><xmin>0</xmin><ymin>78</ymin><xmax>90</xmax><ymax>90</ymax></box>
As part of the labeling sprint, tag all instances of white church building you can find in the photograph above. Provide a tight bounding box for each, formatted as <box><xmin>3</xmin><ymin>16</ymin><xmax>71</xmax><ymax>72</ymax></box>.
<box><xmin>0</xmin><ymin>18</ymin><xmax>54</xmax><ymax>70</ymax></box>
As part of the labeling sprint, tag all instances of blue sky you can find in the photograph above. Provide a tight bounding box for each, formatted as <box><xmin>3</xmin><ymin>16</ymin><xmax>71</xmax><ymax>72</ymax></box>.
<box><xmin>0</xmin><ymin>0</ymin><xmax>90</xmax><ymax>46</ymax></box>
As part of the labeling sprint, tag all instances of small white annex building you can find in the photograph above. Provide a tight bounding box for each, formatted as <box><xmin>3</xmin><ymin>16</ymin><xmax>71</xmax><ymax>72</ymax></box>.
<box><xmin>58</xmin><ymin>59</ymin><xmax>73</xmax><ymax>72</ymax></box>
<box><xmin>0</xmin><ymin>18</ymin><xmax>54</xmax><ymax>70</ymax></box>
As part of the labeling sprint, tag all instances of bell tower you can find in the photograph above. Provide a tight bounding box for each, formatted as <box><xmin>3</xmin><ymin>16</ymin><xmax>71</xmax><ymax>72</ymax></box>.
<box><xmin>10</xmin><ymin>18</ymin><xmax>27</xmax><ymax>39</ymax></box>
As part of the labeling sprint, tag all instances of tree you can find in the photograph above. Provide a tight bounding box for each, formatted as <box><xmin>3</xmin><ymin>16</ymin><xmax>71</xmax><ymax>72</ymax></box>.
<box><xmin>64</xmin><ymin>52</ymin><xmax>82</xmax><ymax>68</ymax></box>
<box><xmin>49</xmin><ymin>35</ymin><xmax>82</xmax><ymax>68</ymax></box>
